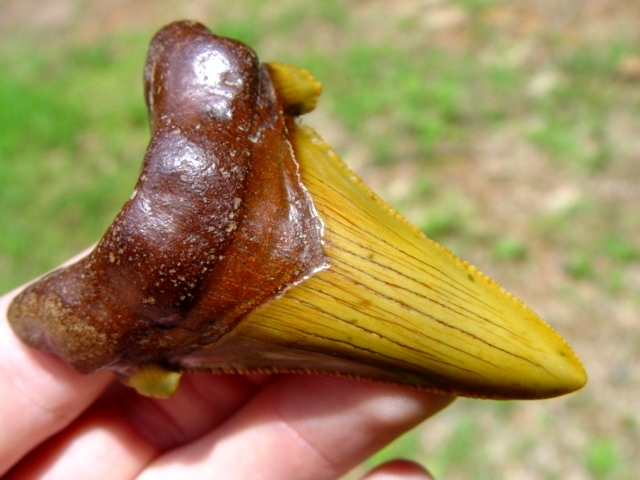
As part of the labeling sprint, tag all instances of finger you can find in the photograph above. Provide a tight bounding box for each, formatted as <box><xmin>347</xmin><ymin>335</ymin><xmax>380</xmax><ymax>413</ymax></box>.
<box><xmin>0</xmin><ymin>287</ymin><xmax>113</xmax><ymax>476</ymax></box>
<box><xmin>6</xmin><ymin>373</ymin><xmax>272</xmax><ymax>479</ymax></box>
<box><xmin>4</xmin><ymin>394</ymin><xmax>154</xmax><ymax>480</ymax></box>
<box><xmin>119</xmin><ymin>373</ymin><xmax>272</xmax><ymax>451</ymax></box>
<box><xmin>361</xmin><ymin>459</ymin><xmax>434</xmax><ymax>480</ymax></box>
<box><xmin>138</xmin><ymin>375</ymin><xmax>454</xmax><ymax>480</ymax></box>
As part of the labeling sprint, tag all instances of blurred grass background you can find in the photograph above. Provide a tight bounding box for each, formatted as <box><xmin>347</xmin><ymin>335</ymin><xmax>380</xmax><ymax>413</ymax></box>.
<box><xmin>2</xmin><ymin>0</ymin><xmax>640</xmax><ymax>478</ymax></box>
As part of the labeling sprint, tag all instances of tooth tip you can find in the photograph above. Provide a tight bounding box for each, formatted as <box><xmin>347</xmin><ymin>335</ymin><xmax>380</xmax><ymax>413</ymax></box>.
<box><xmin>530</xmin><ymin>319</ymin><xmax>588</xmax><ymax>397</ymax></box>
<box><xmin>494</xmin><ymin>328</ymin><xmax>587</xmax><ymax>399</ymax></box>
<box><xmin>550</xmin><ymin>351</ymin><xmax>588</xmax><ymax>395</ymax></box>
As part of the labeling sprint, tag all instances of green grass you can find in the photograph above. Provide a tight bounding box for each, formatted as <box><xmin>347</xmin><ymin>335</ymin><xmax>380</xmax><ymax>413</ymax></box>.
<box><xmin>303</xmin><ymin>45</ymin><xmax>509</xmax><ymax>164</ymax></box>
<box><xmin>419</xmin><ymin>193</ymin><xmax>470</xmax><ymax>240</ymax></box>
<box><xmin>492</xmin><ymin>235</ymin><xmax>528</xmax><ymax>262</ymax></box>
<box><xmin>0</xmin><ymin>35</ymin><xmax>149</xmax><ymax>291</ymax></box>
<box><xmin>604</xmin><ymin>234</ymin><xmax>640</xmax><ymax>263</ymax></box>
<box><xmin>428</xmin><ymin>415</ymin><xmax>499</xmax><ymax>479</ymax></box>
<box><xmin>584</xmin><ymin>437</ymin><xmax>620</xmax><ymax>478</ymax></box>
<box><xmin>527</xmin><ymin>41</ymin><xmax>640</xmax><ymax>174</ymax></box>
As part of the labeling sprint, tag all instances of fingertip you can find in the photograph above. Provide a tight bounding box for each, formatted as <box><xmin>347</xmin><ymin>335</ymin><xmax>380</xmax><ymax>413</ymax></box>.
<box><xmin>1</xmin><ymin>288</ymin><xmax>113</xmax><ymax>408</ymax></box>
<box><xmin>0</xmin><ymin>287</ymin><xmax>114</xmax><ymax>475</ymax></box>
<box><xmin>361</xmin><ymin>459</ymin><xmax>434</xmax><ymax>480</ymax></box>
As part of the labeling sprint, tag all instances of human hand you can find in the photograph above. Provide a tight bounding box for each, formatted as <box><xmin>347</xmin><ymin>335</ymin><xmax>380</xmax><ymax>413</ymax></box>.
<box><xmin>1</xmin><ymin>275</ymin><xmax>453</xmax><ymax>480</ymax></box>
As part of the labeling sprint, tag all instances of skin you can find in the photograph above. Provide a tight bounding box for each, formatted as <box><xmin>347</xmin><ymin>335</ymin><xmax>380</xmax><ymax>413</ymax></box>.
<box><xmin>0</xmin><ymin>268</ymin><xmax>453</xmax><ymax>480</ymax></box>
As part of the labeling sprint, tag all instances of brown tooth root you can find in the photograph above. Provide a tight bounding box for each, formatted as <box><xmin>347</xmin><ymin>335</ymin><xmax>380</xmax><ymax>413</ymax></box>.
<box><xmin>7</xmin><ymin>21</ymin><xmax>326</xmax><ymax>395</ymax></box>
<box><xmin>7</xmin><ymin>20</ymin><xmax>586</xmax><ymax>400</ymax></box>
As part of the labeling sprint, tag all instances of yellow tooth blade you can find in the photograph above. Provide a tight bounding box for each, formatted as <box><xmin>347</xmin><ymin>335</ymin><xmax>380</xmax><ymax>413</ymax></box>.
<box><xmin>184</xmin><ymin>123</ymin><xmax>586</xmax><ymax>400</ymax></box>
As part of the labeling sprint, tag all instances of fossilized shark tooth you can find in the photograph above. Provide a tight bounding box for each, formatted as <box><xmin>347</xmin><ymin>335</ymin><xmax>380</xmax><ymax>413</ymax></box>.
<box><xmin>7</xmin><ymin>21</ymin><xmax>586</xmax><ymax>400</ymax></box>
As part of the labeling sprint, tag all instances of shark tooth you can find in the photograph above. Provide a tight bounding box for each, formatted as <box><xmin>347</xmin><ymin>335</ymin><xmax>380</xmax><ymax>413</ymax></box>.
<box><xmin>7</xmin><ymin>21</ymin><xmax>586</xmax><ymax>400</ymax></box>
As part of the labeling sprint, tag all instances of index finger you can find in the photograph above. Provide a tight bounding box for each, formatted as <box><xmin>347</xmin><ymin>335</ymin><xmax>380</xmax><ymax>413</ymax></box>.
<box><xmin>0</xmin><ymin>285</ymin><xmax>113</xmax><ymax>476</ymax></box>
